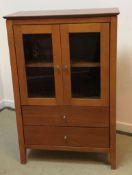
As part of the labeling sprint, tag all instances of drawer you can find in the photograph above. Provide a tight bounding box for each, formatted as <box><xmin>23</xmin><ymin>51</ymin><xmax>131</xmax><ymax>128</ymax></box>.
<box><xmin>22</xmin><ymin>106</ymin><xmax>109</xmax><ymax>127</ymax></box>
<box><xmin>24</xmin><ymin>126</ymin><xmax>109</xmax><ymax>148</ymax></box>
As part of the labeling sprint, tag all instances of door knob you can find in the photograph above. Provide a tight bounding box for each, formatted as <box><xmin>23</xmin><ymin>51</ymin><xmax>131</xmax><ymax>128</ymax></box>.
<box><xmin>64</xmin><ymin>65</ymin><xmax>68</xmax><ymax>71</ymax></box>
<box><xmin>62</xmin><ymin>115</ymin><xmax>67</xmax><ymax>120</ymax></box>
<box><xmin>55</xmin><ymin>65</ymin><xmax>60</xmax><ymax>71</ymax></box>
<box><xmin>64</xmin><ymin>135</ymin><xmax>68</xmax><ymax>140</ymax></box>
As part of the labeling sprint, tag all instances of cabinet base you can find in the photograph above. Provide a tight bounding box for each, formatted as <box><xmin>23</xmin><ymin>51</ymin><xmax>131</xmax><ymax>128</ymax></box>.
<box><xmin>19</xmin><ymin>146</ymin><xmax>116</xmax><ymax>169</ymax></box>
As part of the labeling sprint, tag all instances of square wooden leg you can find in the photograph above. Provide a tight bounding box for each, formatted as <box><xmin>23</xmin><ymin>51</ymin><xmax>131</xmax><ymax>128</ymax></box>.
<box><xmin>110</xmin><ymin>150</ymin><xmax>116</xmax><ymax>169</ymax></box>
<box><xmin>20</xmin><ymin>146</ymin><xmax>27</xmax><ymax>164</ymax></box>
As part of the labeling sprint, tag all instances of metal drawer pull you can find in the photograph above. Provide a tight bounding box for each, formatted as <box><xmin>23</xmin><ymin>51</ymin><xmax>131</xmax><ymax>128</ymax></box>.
<box><xmin>64</xmin><ymin>135</ymin><xmax>68</xmax><ymax>140</ymax></box>
<box><xmin>63</xmin><ymin>115</ymin><xmax>67</xmax><ymax>120</ymax></box>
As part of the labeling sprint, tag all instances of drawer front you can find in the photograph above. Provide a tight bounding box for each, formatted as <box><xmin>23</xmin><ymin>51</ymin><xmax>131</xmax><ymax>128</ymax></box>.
<box><xmin>22</xmin><ymin>106</ymin><xmax>109</xmax><ymax>127</ymax></box>
<box><xmin>22</xmin><ymin>106</ymin><xmax>63</xmax><ymax>125</ymax></box>
<box><xmin>24</xmin><ymin>126</ymin><xmax>109</xmax><ymax>148</ymax></box>
<box><xmin>64</xmin><ymin>106</ymin><xmax>109</xmax><ymax>127</ymax></box>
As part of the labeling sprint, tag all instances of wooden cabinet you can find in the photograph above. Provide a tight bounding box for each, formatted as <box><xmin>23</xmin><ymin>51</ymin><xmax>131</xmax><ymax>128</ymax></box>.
<box><xmin>4</xmin><ymin>8</ymin><xmax>119</xmax><ymax>169</ymax></box>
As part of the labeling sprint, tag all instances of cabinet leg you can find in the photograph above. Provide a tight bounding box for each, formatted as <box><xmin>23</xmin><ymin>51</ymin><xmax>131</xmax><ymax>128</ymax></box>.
<box><xmin>107</xmin><ymin>153</ymin><xmax>110</xmax><ymax>165</ymax></box>
<box><xmin>110</xmin><ymin>150</ymin><xmax>116</xmax><ymax>169</ymax></box>
<box><xmin>19</xmin><ymin>146</ymin><xmax>27</xmax><ymax>164</ymax></box>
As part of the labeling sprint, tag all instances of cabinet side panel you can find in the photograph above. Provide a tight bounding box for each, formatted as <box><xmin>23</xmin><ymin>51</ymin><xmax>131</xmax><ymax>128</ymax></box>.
<box><xmin>6</xmin><ymin>20</ymin><xmax>26</xmax><ymax>163</ymax></box>
<box><xmin>110</xmin><ymin>16</ymin><xmax>117</xmax><ymax>169</ymax></box>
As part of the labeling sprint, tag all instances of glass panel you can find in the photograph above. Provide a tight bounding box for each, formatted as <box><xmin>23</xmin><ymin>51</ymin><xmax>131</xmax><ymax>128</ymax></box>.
<box><xmin>69</xmin><ymin>33</ymin><xmax>100</xmax><ymax>64</ymax></box>
<box><xmin>23</xmin><ymin>34</ymin><xmax>53</xmax><ymax>66</ymax></box>
<box><xmin>69</xmin><ymin>32</ymin><xmax>101</xmax><ymax>98</ymax></box>
<box><xmin>71</xmin><ymin>67</ymin><xmax>100</xmax><ymax>98</ymax></box>
<box><xmin>26</xmin><ymin>67</ymin><xmax>55</xmax><ymax>97</ymax></box>
<box><xmin>22</xmin><ymin>34</ymin><xmax>55</xmax><ymax>98</ymax></box>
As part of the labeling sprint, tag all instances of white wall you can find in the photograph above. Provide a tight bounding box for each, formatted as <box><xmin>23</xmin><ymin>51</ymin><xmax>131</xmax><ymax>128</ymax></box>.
<box><xmin>0</xmin><ymin>0</ymin><xmax>132</xmax><ymax>132</ymax></box>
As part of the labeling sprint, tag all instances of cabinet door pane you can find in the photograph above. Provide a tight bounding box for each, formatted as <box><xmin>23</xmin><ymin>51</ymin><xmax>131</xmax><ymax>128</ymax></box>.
<box><xmin>23</xmin><ymin>34</ymin><xmax>53</xmax><ymax>65</ymax></box>
<box><xmin>26</xmin><ymin>67</ymin><xmax>55</xmax><ymax>97</ymax></box>
<box><xmin>69</xmin><ymin>32</ymin><xmax>101</xmax><ymax>98</ymax></box>
<box><xmin>71</xmin><ymin>67</ymin><xmax>100</xmax><ymax>98</ymax></box>
<box><xmin>23</xmin><ymin>34</ymin><xmax>55</xmax><ymax>98</ymax></box>
<box><xmin>69</xmin><ymin>33</ymin><xmax>100</xmax><ymax>63</ymax></box>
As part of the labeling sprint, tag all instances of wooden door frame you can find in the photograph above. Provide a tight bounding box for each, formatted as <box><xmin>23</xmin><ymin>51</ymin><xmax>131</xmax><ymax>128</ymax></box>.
<box><xmin>13</xmin><ymin>24</ymin><xmax>63</xmax><ymax>105</ymax></box>
<box><xmin>60</xmin><ymin>23</ymin><xmax>109</xmax><ymax>106</ymax></box>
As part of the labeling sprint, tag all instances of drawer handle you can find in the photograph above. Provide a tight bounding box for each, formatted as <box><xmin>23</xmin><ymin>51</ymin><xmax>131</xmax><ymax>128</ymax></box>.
<box><xmin>63</xmin><ymin>115</ymin><xmax>67</xmax><ymax>120</ymax></box>
<box><xmin>64</xmin><ymin>135</ymin><xmax>68</xmax><ymax>140</ymax></box>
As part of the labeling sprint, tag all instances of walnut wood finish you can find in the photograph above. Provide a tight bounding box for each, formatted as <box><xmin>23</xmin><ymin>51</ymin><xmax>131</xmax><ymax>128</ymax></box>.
<box><xmin>22</xmin><ymin>106</ymin><xmax>109</xmax><ymax>127</ymax></box>
<box><xmin>24</xmin><ymin>126</ymin><xmax>109</xmax><ymax>148</ymax></box>
<box><xmin>5</xmin><ymin>8</ymin><xmax>119</xmax><ymax>169</ymax></box>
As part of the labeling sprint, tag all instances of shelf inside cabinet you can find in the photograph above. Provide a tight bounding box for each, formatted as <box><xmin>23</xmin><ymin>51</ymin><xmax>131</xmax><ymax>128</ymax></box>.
<box><xmin>71</xmin><ymin>61</ymin><xmax>100</xmax><ymax>68</ymax></box>
<box><xmin>26</xmin><ymin>62</ymin><xmax>53</xmax><ymax>68</ymax></box>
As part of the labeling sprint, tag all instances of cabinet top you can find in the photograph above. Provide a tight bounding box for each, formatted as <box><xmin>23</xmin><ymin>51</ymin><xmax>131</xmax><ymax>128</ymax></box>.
<box><xmin>4</xmin><ymin>8</ymin><xmax>119</xmax><ymax>19</ymax></box>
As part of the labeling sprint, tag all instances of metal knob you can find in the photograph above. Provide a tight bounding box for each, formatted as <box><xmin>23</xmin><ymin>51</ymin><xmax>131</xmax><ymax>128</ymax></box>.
<box><xmin>55</xmin><ymin>65</ymin><xmax>60</xmax><ymax>71</ymax></box>
<box><xmin>64</xmin><ymin>135</ymin><xmax>68</xmax><ymax>140</ymax></box>
<box><xmin>64</xmin><ymin>65</ymin><xmax>68</xmax><ymax>71</ymax></box>
<box><xmin>63</xmin><ymin>115</ymin><xmax>67</xmax><ymax>120</ymax></box>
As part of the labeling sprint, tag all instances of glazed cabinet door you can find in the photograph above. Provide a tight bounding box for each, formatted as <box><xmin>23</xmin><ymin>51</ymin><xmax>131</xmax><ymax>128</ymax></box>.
<box><xmin>13</xmin><ymin>25</ymin><xmax>63</xmax><ymax>105</ymax></box>
<box><xmin>60</xmin><ymin>23</ymin><xmax>109</xmax><ymax>106</ymax></box>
